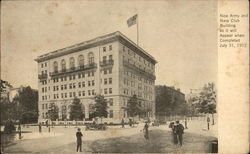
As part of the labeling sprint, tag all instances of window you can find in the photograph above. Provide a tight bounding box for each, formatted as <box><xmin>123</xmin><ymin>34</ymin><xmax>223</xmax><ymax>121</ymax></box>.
<box><xmin>109</xmin><ymin>98</ymin><xmax>113</xmax><ymax>106</ymax></box>
<box><xmin>78</xmin><ymin>91</ymin><xmax>81</xmax><ymax>97</ymax></box>
<box><xmin>91</xmin><ymin>71</ymin><xmax>94</xmax><ymax>76</ymax></box>
<box><xmin>42</xmin><ymin>104</ymin><xmax>44</xmax><ymax>109</ymax></box>
<box><xmin>45</xmin><ymin>104</ymin><xmax>48</xmax><ymax>109</ymax></box>
<box><xmin>69</xmin><ymin>57</ymin><xmax>75</xmax><ymax>70</ymax></box>
<box><xmin>69</xmin><ymin>83</ymin><xmax>72</xmax><ymax>89</ymax></box>
<box><xmin>104</xmin><ymin>88</ymin><xmax>108</xmax><ymax>94</ymax></box>
<box><xmin>65</xmin><ymin>93</ymin><xmax>67</xmax><ymax>98</ymax></box>
<box><xmin>88</xmin><ymin>52</ymin><xmax>94</xmax><ymax>64</ymax></box>
<box><xmin>103</xmin><ymin>47</ymin><xmax>106</xmax><ymax>52</ymax></box>
<box><xmin>88</xmin><ymin>81</ymin><xmax>91</xmax><ymax>86</ymax></box>
<box><xmin>61</xmin><ymin>93</ymin><xmax>64</xmax><ymax>98</ymax></box>
<box><xmin>109</xmin><ymin>68</ymin><xmax>112</xmax><ymax>74</ymax></box>
<box><xmin>109</xmin><ymin>55</ymin><xmax>113</xmax><ymax>60</ymax></box>
<box><xmin>53</xmin><ymin>61</ymin><xmax>58</xmax><ymax>72</ymax></box>
<box><xmin>82</xmin><ymin>72</ymin><xmax>85</xmax><ymax>78</ymax></box>
<box><xmin>82</xmin><ymin>82</ymin><xmax>85</xmax><ymax>87</ymax></box>
<box><xmin>109</xmin><ymin>88</ymin><xmax>112</xmax><ymax>94</ymax></box>
<box><xmin>64</xmin><ymin>84</ymin><xmax>67</xmax><ymax>90</ymax></box>
<box><xmin>92</xmin><ymin>80</ymin><xmax>95</xmax><ymax>86</ymax></box>
<box><xmin>104</xmin><ymin>78</ymin><xmax>107</xmax><ymax>85</ymax></box>
<box><xmin>78</xmin><ymin>73</ymin><xmax>81</xmax><ymax>78</ymax></box>
<box><xmin>78</xmin><ymin>82</ymin><xmax>81</xmax><ymax>88</ymax></box>
<box><xmin>73</xmin><ymin>83</ymin><xmax>76</xmax><ymax>89</ymax></box>
<box><xmin>41</xmin><ymin>63</ymin><xmax>43</xmax><ymax>68</ymax></box>
<box><xmin>109</xmin><ymin>78</ymin><xmax>112</xmax><ymax>84</ymax></box>
<box><xmin>73</xmin><ymin>92</ymin><xmax>76</xmax><ymax>97</ymax></box>
<box><xmin>78</xmin><ymin>55</ymin><xmax>84</xmax><ymax>67</ymax></box>
<box><xmin>82</xmin><ymin>91</ymin><xmax>85</xmax><ymax>96</ymax></box>
<box><xmin>88</xmin><ymin>71</ymin><xmax>91</xmax><ymax>77</ymax></box>
<box><xmin>104</xmin><ymin>69</ymin><xmax>107</xmax><ymax>75</ymax></box>
<box><xmin>92</xmin><ymin>90</ymin><xmax>95</xmax><ymax>95</ymax></box>
<box><xmin>61</xmin><ymin>59</ymin><xmax>66</xmax><ymax>71</ymax></box>
<box><xmin>103</xmin><ymin>56</ymin><xmax>107</xmax><ymax>62</ymax></box>
<box><xmin>88</xmin><ymin>90</ymin><xmax>91</xmax><ymax>96</ymax></box>
<box><xmin>109</xmin><ymin>110</ymin><xmax>113</xmax><ymax>118</ymax></box>
<box><xmin>61</xmin><ymin>85</ymin><xmax>64</xmax><ymax>90</ymax></box>
<box><xmin>109</xmin><ymin>45</ymin><xmax>112</xmax><ymax>51</ymax></box>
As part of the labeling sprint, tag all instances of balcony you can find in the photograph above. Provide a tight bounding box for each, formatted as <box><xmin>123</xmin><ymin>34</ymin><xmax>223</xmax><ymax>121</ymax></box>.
<box><xmin>100</xmin><ymin>59</ymin><xmax>114</xmax><ymax>67</ymax></box>
<box><xmin>123</xmin><ymin>60</ymin><xmax>156</xmax><ymax>80</ymax></box>
<box><xmin>50</xmin><ymin>63</ymin><xmax>97</xmax><ymax>77</ymax></box>
<box><xmin>38</xmin><ymin>74</ymin><xmax>48</xmax><ymax>79</ymax></box>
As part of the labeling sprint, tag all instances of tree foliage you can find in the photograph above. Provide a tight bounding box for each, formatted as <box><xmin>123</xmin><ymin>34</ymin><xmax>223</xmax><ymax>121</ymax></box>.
<box><xmin>1</xmin><ymin>86</ymin><xmax>39</xmax><ymax>124</ymax></box>
<box><xmin>92</xmin><ymin>95</ymin><xmax>108</xmax><ymax>118</ymax></box>
<box><xmin>196</xmin><ymin>83</ymin><xmax>216</xmax><ymax>114</ymax></box>
<box><xmin>69</xmin><ymin>97</ymin><xmax>84</xmax><ymax>120</ymax></box>
<box><xmin>126</xmin><ymin>95</ymin><xmax>141</xmax><ymax>118</ymax></box>
<box><xmin>47</xmin><ymin>103</ymin><xmax>59</xmax><ymax>121</ymax></box>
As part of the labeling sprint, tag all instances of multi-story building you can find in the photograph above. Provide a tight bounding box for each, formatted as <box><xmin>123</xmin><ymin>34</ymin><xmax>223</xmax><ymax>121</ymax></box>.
<box><xmin>35</xmin><ymin>31</ymin><xmax>157</xmax><ymax>123</ymax></box>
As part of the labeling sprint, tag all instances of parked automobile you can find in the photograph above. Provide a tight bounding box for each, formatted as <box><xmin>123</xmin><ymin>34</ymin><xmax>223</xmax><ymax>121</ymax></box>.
<box><xmin>85</xmin><ymin>122</ymin><xmax>107</xmax><ymax>131</ymax></box>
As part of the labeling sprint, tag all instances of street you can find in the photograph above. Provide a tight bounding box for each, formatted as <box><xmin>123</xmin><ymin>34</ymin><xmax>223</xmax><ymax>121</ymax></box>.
<box><xmin>2</xmin><ymin>120</ymin><xmax>217</xmax><ymax>153</ymax></box>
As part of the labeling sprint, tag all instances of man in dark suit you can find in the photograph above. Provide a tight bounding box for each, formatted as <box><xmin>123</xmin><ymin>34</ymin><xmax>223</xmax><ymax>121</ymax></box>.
<box><xmin>76</xmin><ymin>128</ymin><xmax>83</xmax><ymax>152</ymax></box>
<box><xmin>175</xmin><ymin>121</ymin><xmax>184</xmax><ymax>146</ymax></box>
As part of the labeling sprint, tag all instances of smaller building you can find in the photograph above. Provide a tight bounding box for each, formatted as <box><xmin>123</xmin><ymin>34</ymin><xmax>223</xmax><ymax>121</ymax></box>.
<box><xmin>155</xmin><ymin>85</ymin><xmax>186</xmax><ymax>121</ymax></box>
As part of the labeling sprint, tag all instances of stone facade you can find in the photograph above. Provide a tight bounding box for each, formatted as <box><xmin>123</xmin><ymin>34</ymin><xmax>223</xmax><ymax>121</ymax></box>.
<box><xmin>35</xmin><ymin>31</ymin><xmax>157</xmax><ymax>123</ymax></box>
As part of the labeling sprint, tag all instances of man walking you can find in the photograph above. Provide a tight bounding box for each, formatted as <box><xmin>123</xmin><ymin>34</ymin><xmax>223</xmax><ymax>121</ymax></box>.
<box><xmin>184</xmin><ymin>119</ymin><xmax>188</xmax><ymax>129</ymax></box>
<box><xmin>76</xmin><ymin>128</ymin><xmax>83</xmax><ymax>152</ymax></box>
<box><xmin>176</xmin><ymin>121</ymin><xmax>184</xmax><ymax>146</ymax></box>
<box><xmin>171</xmin><ymin>122</ymin><xmax>178</xmax><ymax>145</ymax></box>
<box><xmin>207</xmin><ymin>117</ymin><xmax>210</xmax><ymax>130</ymax></box>
<box><xmin>121</xmin><ymin>118</ymin><xmax>125</xmax><ymax>128</ymax></box>
<box><xmin>38</xmin><ymin>123</ymin><xmax>42</xmax><ymax>133</ymax></box>
<box><xmin>143</xmin><ymin>122</ymin><xmax>149</xmax><ymax>140</ymax></box>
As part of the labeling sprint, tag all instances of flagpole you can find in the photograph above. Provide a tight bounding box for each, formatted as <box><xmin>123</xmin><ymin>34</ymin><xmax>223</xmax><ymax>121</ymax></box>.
<box><xmin>137</xmin><ymin>14</ymin><xmax>139</xmax><ymax>46</ymax></box>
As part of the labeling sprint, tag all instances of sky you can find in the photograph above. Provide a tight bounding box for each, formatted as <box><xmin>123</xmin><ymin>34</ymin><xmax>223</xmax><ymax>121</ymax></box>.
<box><xmin>1</xmin><ymin>0</ymin><xmax>217</xmax><ymax>94</ymax></box>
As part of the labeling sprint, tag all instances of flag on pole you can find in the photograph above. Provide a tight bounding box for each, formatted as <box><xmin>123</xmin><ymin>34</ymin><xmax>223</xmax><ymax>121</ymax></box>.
<box><xmin>127</xmin><ymin>14</ymin><xmax>138</xmax><ymax>27</ymax></box>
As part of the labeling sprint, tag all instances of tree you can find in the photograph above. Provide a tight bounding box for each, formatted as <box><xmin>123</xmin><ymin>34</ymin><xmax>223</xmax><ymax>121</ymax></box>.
<box><xmin>12</xmin><ymin>86</ymin><xmax>38</xmax><ymax>124</ymax></box>
<box><xmin>196</xmin><ymin>83</ymin><xmax>217</xmax><ymax>124</ymax></box>
<box><xmin>92</xmin><ymin>95</ymin><xmax>108</xmax><ymax>123</ymax></box>
<box><xmin>69</xmin><ymin>97</ymin><xmax>84</xmax><ymax>121</ymax></box>
<box><xmin>47</xmin><ymin>103</ymin><xmax>59</xmax><ymax>121</ymax></box>
<box><xmin>126</xmin><ymin>95</ymin><xmax>141</xmax><ymax>120</ymax></box>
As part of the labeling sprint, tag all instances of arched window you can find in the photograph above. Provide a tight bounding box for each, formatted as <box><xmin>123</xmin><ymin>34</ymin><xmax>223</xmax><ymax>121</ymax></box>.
<box><xmin>78</xmin><ymin>55</ymin><xmax>84</xmax><ymax>67</ymax></box>
<box><xmin>88</xmin><ymin>52</ymin><xmax>94</xmax><ymax>64</ymax></box>
<box><xmin>69</xmin><ymin>57</ymin><xmax>75</xmax><ymax>70</ymax></box>
<box><xmin>53</xmin><ymin>61</ymin><xmax>58</xmax><ymax>72</ymax></box>
<box><xmin>61</xmin><ymin>59</ymin><xmax>66</xmax><ymax>71</ymax></box>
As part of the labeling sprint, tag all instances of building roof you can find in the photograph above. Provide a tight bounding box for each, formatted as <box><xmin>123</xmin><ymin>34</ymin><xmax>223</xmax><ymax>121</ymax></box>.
<box><xmin>35</xmin><ymin>31</ymin><xmax>157</xmax><ymax>64</ymax></box>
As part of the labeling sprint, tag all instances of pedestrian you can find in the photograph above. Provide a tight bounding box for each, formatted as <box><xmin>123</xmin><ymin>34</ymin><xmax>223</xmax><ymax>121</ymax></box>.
<box><xmin>129</xmin><ymin>119</ymin><xmax>132</xmax><ymax>127</ymax></box>
<box><xmin>39</xmin><ymin>123</ymin><xmax>42</xmax><ymax>133</ymax></box>
<box><xmin>175</xmin><ymin>120</ymin><xmax>184</xmax><ymax>146</ymax></box>
<box><xmin>171</xmin><ymin>122</ymin><xmax>178</xmax><ymax>145</ymax></box>
<box><xmin>76</xmin><ymin>128</ymin><xmax>83</xmax><ymax>152</ymax></box>
<box><xmin>184</xmin><ymin>119</ymin><xmax>188</xmax><ymax>129</ymax></box>
<box><xmin>143</xmin><ymin>122</ymin><xmax>149</xmax><ymax>140</ymax></box>
<box><xmin>121</xmin><ymin>118</ymin><xmax>125</xmax><ymax>128</ymax></box>
<box><xmin>18</xmin><ymin>123</ymin><xmax>22</xmax><ymax>139</ymax></box>
<box><xmin>207</xmin><ymin>117</ymin><xmax>210</xmax><ymax>130</ymax></box>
